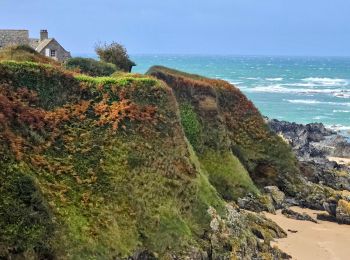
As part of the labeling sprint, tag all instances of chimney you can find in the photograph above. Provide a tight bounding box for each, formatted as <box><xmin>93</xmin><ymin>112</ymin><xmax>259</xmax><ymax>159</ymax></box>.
<box><xmin>40</xmin><ymin>29</ymin><xmax>48</xmax><ymax>41</ymax></box>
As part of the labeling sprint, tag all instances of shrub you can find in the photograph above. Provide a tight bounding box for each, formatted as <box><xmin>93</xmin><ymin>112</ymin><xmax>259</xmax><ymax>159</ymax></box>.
<box><xmin>64</xmin><ymin>57</ymin><xmax>117</xmax><ymax>77</ymax></box>
<box><xmin>95</xmin><ymin>42</ymin><xmax>136</xmax><ymax>72</ymax></box>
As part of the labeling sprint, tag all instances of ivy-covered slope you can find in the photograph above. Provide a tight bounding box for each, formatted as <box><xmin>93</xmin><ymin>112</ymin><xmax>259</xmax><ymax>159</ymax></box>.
<box><xmin>0</xmin><ymin>60</ymin><xmax>291</xmax><ymax>259</ymax></box>
<box><xmin>0</xmin><ymin>61</ymin><xmax>226</xmax><ymax>259</ymax></box>
<box><xmin>148</xmin><ymin>66</ymin><xmax>302</xmax><ymax>196</ymax></box>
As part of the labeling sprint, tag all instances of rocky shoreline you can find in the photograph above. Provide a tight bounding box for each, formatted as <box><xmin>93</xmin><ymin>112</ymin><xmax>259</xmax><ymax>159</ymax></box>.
<box><xmin>238</xmin><ymin>118</ymin><xmax>350</xmax><ymax>228</ymax></box>
<box><xmin>267</xmin><ymin>118</ymin><xmax>350</xmax><ymax>191</ymax></box>
<box><xmin>267</xmin><ymin>119</ymin><xmax>350</xmax><ymax>224</ymax></box>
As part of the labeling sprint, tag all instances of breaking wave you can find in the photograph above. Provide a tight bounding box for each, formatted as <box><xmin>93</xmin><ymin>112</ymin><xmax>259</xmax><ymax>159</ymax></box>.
<box><xmin>285</xmin><ymin>99</ymin><xmax>350</xmax><ymax>106</ymax></box>
<box><xmin>245</xmin><ymin>85</ymin><xmax>350</xmax><ymax>96</ymax></box>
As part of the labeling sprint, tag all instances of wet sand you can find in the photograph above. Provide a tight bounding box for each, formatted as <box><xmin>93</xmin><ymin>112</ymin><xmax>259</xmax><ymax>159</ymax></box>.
<box><xmin>265</xmin><ymin>206</ymin><xmax>350</xmax><ymax>260</ymax></box>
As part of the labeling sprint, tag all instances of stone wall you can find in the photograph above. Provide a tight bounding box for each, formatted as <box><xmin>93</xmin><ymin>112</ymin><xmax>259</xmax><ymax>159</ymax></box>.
<box><xmin>0</xmin><ymin>30</ymin><xmax>29</xmax><ymax>48</ymax></box>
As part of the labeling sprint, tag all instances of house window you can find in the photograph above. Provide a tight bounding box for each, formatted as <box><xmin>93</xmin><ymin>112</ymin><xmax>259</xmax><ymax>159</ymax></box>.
<box><xmin>50</xmin><ymin>49</ymin><xmax>56</xmax><ymax>57</ymax></box>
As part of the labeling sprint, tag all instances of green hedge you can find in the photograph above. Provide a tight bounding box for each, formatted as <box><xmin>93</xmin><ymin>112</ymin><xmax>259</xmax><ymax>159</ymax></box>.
<box><xmin>64</xmin><ymin>57</ymin><xmax>117</xmax><ymax>77</ymax></box>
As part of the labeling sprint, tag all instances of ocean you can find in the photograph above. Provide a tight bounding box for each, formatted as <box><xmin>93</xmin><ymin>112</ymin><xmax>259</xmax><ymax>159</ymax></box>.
<box><xmin>131</xmin><ymin>55</ymin><xmax>350</xmax><ymax>135</ymax></box>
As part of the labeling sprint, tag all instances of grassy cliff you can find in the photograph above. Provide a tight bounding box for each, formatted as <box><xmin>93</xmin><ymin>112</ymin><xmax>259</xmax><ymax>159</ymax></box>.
<box><xmin>0</xmin><ymin>61</ymin><xmax>227</xmax><ymax>258</ymax></box>
<box><xmin>0</xmin><ymin>51</ymin><xmax>295</xmax><ymax>259</ymax></box>
<box><xmin>148</xmin><ymin>66</ymin><xmax>302</xmax><ymax>197</ymax></box>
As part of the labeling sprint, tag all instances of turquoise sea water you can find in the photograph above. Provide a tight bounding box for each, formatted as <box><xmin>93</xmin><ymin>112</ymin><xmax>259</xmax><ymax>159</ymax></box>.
<box><xmin>131</xmin><ymin>55</ymin><xmax>350</xmax><ymax>133</ymax></box>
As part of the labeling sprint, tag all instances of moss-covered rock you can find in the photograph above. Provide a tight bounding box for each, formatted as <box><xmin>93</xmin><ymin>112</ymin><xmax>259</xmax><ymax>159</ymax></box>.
<box><xmin>148</xmin><ymin>66</ymin><xmax>302</xmax><ymax>198</ymax></box>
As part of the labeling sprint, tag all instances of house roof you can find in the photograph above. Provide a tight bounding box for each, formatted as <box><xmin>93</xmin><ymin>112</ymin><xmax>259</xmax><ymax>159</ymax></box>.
<box><xmin>35</xmin><ymin>38</ymin><xmax>54</xmax><ymax>52</ymax></box>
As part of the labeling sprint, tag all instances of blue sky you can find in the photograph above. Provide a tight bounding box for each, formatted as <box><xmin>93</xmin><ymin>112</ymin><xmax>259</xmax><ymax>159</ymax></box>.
<box><xmin>0</xmin><ymin>0</ymin><xmax>349</xmax><ymax>56</ymax></box>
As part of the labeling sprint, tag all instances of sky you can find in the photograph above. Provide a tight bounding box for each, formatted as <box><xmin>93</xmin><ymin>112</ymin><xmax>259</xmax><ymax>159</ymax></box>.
<box><xmin>0</xmin><ymin>0</ymin><xmax>349</xmax><ymax>56</ymax></box>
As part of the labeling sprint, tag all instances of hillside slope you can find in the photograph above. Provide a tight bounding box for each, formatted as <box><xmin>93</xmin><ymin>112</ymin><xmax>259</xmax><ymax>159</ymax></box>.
<box><xmin>148</xmin><ymin>66</ymin><xmax>302</xmax><ymax>197</ymax></box>
<box><xmin>0</xmin><ymin>60</ymin><xmax>288</xmax><ymax>259</ymax></box>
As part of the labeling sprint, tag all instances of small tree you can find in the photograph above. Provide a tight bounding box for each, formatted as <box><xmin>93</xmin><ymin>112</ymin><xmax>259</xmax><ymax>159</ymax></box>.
<box><xmin>95</xmin><ymin>42</ymin><xmax>136</xmax><ymax>72</ymax></box>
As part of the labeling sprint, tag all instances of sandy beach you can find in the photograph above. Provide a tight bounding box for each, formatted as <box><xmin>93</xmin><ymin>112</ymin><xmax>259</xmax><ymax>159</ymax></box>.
<box><xmin>265</xmin><ymin>207</ymin><xmax>350</xmax><ymax>260</ymax></box>
<box><xmin>328</xmin><ymin>156</ymin><xmax>350</xmax><ymax>166</ymax></box>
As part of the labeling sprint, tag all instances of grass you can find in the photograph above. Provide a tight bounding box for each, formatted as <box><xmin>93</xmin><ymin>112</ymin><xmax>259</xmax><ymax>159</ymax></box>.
<box><xmin>199</xmin><ymin>149</ymin><xmax>259</xmax><ymax>200</ymax></box>
<box><xmin>148</xmin><ymin>65</ymin><xmax>302</xmax><ymax>196</ymax></box>
<box><xmin>0</xmin><ymin>45</ymin><xmax>61</xmax><ymax>66</ymax></box>
<box><xmin>0</xmin><ymin>50</ymin><xmax>301</xmax><ymax>259</ymax></box>
<box><xmin>0</xmin><ymin>60</ymin><xmax>228</xmax><ymax>258</ymax></box>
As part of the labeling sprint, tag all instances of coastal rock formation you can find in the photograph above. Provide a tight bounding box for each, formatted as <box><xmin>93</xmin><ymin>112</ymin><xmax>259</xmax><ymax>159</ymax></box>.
<box><xmin>268</xmin><ymin>119</ymin><xmax>350</xmax><ymax>192</ymax></box>
<box><xmin>281</xmin><ymin>208</ymin><xmax>317</xmax><ymax>223</ymax></box>
<box><xmin>267</xmin><ymin>119</ymin><xmax>350</xmax><ymax>160</ymax></box>
<box><xmin>148</xmin><ymin>66</ymin><xmax>303</xmax><ymax>197</ymax></box>
<box><xmin>264</xmin><ymin>186</ymin><xmax>286</xmax><ymax>209</ymax></box>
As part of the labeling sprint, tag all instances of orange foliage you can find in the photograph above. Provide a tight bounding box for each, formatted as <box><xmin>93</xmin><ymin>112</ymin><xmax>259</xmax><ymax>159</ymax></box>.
<box><xmin>0</xmin><ymin>83</ymin><xmax>158</xmax><ymax>160</ymax></box>
<box><xmin>93</xmin><ymin>93</ymin><xmax>157</xmax><ymax>130</ymax></box>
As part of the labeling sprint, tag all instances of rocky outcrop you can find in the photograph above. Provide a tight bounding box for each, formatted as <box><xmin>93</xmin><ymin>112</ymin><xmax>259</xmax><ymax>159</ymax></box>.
<box><xmin>264</xmin><ymin>186</ymin><xmax>286</xmax><ymax>209</ymax></box>
<box><xmin>323</xmin><ymin>195</ymin><xmax>350</xmax><ymax>224</ymax></box>
<box><xmin>238</xmin><ymin>194</ymin><xmax>275</xmax><ymax>213</ymax></box>
<box><xmin>281</xmin><ymin>208</ymin><xmax>317</xmax><ymax>223</ymax></box>
<box><xmin>268</xmin><ymin>119</ymin><xmax>350</xmax><ymax>160</ymax></box>
<box><xmin>208</xmin><ymin>204</ymin><xmax>291</xmax><ymax>259</ymax></box>
<box><xmin>268</xmin><ymin>119</ymin><xmax>350</xmax><ymax>192</ymax></box>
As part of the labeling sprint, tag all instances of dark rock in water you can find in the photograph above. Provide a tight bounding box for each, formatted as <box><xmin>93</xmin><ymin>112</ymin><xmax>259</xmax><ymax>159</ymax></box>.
<box><xmin>281</xmin><ymin>208</ymin><xmax>318</xmax><ymax>223</ymax></box>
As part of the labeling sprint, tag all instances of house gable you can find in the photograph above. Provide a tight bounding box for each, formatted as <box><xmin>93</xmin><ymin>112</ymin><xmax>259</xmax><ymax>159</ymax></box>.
<box><xmin>37</xmin><ymin>38</ymin><xmax>71</xmax><ymax>61</ymax></box>
<box><xmin>0</xmin><ymin>29</ymin><xmax>71</xmax><ymax>62</ymax></box>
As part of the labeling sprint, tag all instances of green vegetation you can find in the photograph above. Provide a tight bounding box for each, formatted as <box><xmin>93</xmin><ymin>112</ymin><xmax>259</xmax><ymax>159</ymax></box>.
<box><xmin>64</xmin><ymin>57</ymin><xmax>117</xmax><ymax>77</ymax></box>
<box><xmin>179</xmin><ymin>103</ymin><xmax>203</xmax><ymax>150</ymax></box>
<box><xmin>200</xmin><ymin>150</ymin><xmax>259</xmax><ymax>200</ymax></box>
<box><xmin>0</xmin><ymin>45</ymin><xmax>60</xmax><ymax>65</ymax></box>
<box><xmin>0</xmin><ymin>48</ymin><xmax>302</xmax><ymax>259</ymax></box>
<box><xmin>95</xmin><ymin>42</ymin><xmax>136</xmax><ymax>72</ymax></box>
<box><xmin>148</xmin><ymin>66</ymin><xmax>302</xmax><ymax>196</ymax></box>
<box><xmin>0</xmin><ymin>60</ymin><xmax>225</xmax><ymax>258</ymax></box>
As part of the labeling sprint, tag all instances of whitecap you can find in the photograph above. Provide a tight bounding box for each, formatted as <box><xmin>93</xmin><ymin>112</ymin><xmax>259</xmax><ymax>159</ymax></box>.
<box><xmin>327</xmin><ymin>124</ymin><xmax>350</xmax><ymax>132</ymax></box>
<box><xmin>266</xmin><ymin>77</ymin><xmax>283</xmax><ymax>81</ymax></box>
<box><xmin>333</xmin><ymin>110</ymin><xmax>350</xmax><ymax>113</ymax></box>
<box><xmin>285</xmin><ymin>99</ymin><xmax>350</xmax><ymax>107</ymax></box>
<box><xmin>313</xmin><ymin>116</ymin><xmax>329</xmax><ymax>120</ymax></box>
<box><xmin>285</xmin><ymin>99</ymin><xmax>322</xmax><ymax>104</ymax></box>
<box><xmin>245</xmin><ymin>85</ymin><xmax>350</xmax><ymax>97</ymax></box>
<box><xmin>333</xmin><ymin>93</ymin><xmax>350</xmax><ymax>99</ymax></box>
<box><xmin>301</xmin><ymin>77</ymin><xmax>348</xmax><ymax>87</ymax></box>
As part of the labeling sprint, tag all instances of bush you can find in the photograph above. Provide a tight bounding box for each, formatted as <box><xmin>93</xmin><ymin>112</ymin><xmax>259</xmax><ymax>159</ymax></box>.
<box><xmin>95</xmin><ymin>42</ymin><xmax>136</xmax><ymax>72</ymax></box>
<box><xmin>64</xmin><ymin>57</ymin><xmax>117</xmax><ymax>77</ymax></box>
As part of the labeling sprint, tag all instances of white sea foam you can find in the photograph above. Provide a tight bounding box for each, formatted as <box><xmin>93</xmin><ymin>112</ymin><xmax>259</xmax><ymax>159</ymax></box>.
<box><xmin>266</xmin><ymin>77</ymin><xmax>283</xmax><ymax>81</ymax></box>
<box><xmin>333</xmin><ymin>110</ymin><xmax>350</xmax><ymax>113</ymax></box>
<box><xmin>301</xmin><ymin>77</ymin><xmax>349</xmax><ymax>87</ymax></box>
<box><xmin>285</xmin><ymin>99</ymin><xmax>322</xmax><ymax>104</ymax></box>
<box><xmin>285</xmin><ymin>99</ymin><xmax>350</xmax><ymax>107</ymax></box>
<box><xmin>327</xmin><ymin>124</ymin><xmax>350</xmax><ymax>132</ymax></box>
<box><xmin>246</xmin><ymin>85</ymin><xmax>350</xmax><ymax>95</ymax></box>
<box><xmin>313</xmin><ymin>116</ymin><xmax>329</xmax><ymax>120</ymax></box>
<box><xmin>245</xmin><ymin>77</ymin><xmax>260</xmax><ymax>80</ymax></box>
<box><xmin>333</xmin><ymin>93</ymin><xmax>350</xmax><ymax>99</ymax></box>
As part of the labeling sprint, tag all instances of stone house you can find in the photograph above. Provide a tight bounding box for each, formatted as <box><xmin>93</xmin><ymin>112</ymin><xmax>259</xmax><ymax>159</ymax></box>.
<box><xmin>0</xmin><ymin>29</ymin><xmax>71</xmax><ymax>61</ymax></box>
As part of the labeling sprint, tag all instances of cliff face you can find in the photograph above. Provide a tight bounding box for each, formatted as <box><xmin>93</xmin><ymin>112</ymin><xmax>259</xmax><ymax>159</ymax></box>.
<box><xmin>0</xmin><ymin>60</ymin><xmax>291</xmax><ymax>259</ymax></box>
<box><xmin>148</xmin><ymin>66</ymin><xmax>302</xmax><ymax>196</ymax></box>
